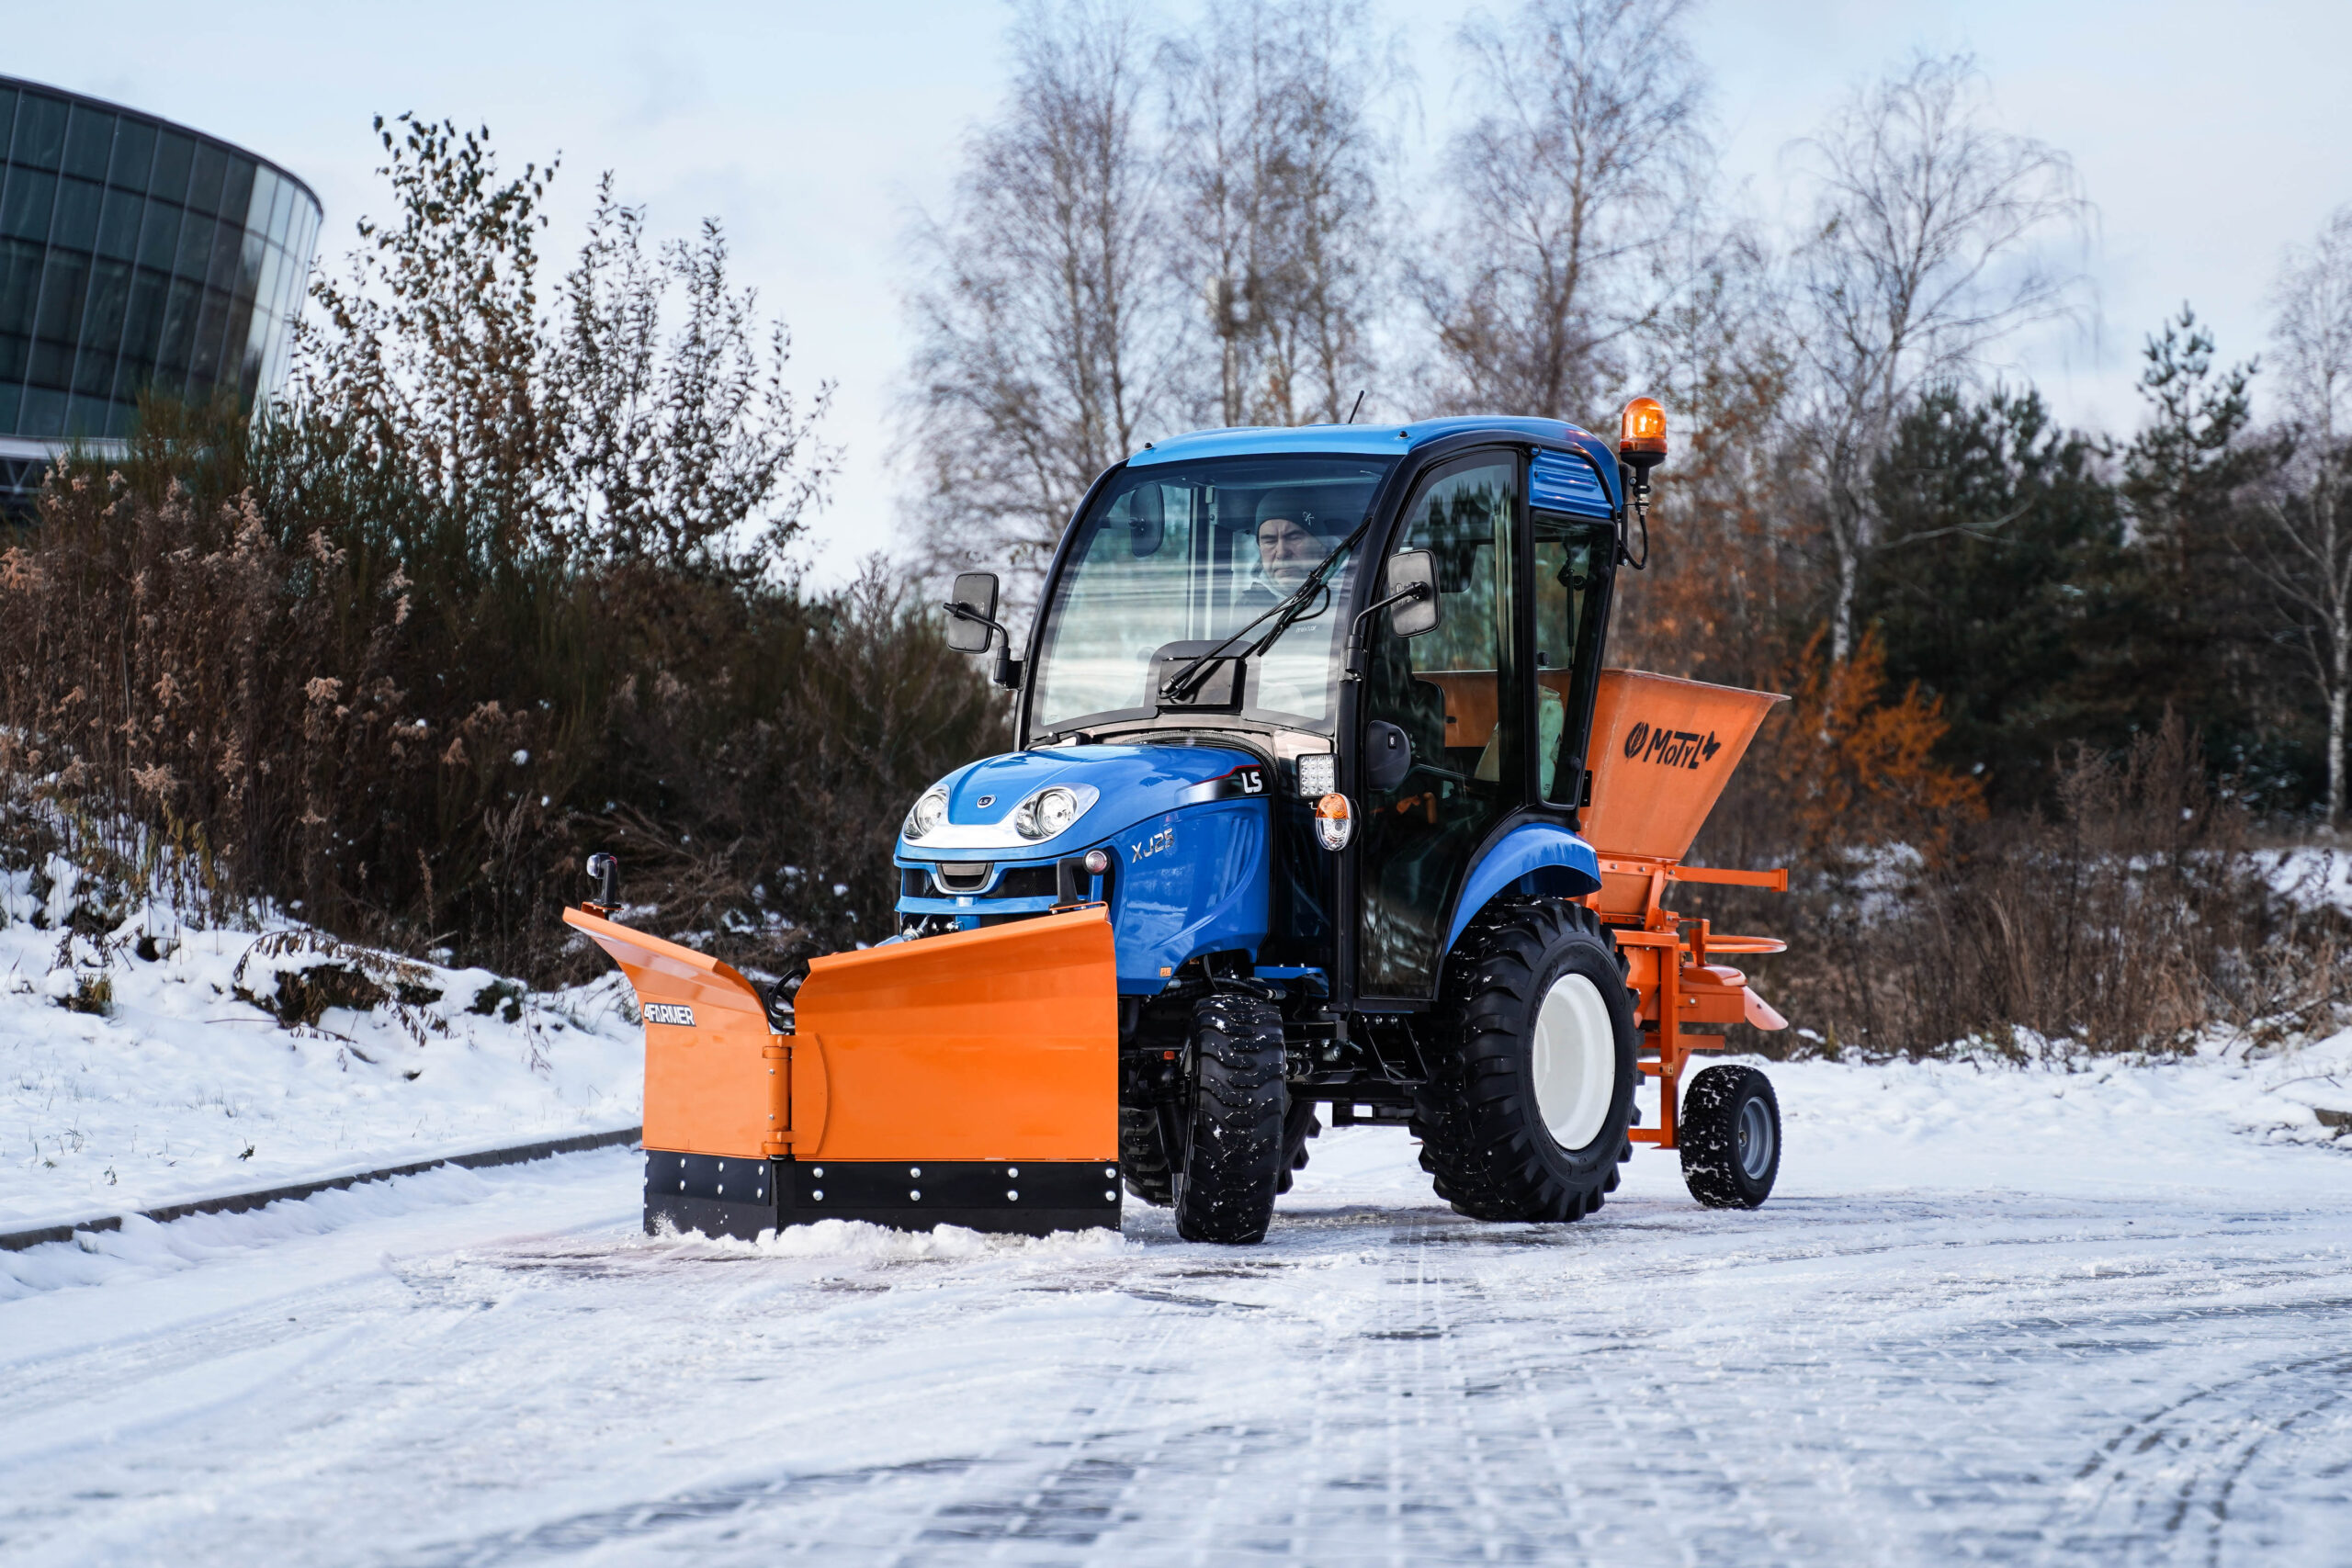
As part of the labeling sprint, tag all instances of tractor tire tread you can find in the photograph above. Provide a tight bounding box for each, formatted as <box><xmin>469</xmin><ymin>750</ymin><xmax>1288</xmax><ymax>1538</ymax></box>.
<box><xmin>1174</xmin><ymin>993</ymin><xmax>1287</xmax><ymax>1244</ymax></box>
<box><xmin>1413</xmin><ymin>898</ymin><xmax>1636</xmax><ymax>1225</ymax></box>
<box><xmin>1119</xmin><ymin>1104</ymin><xmax>1175</xmax><ymax>1207</ymax></box>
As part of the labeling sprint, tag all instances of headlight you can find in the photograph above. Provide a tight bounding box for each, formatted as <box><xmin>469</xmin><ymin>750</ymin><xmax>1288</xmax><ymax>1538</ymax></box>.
<box><xmin>1015</xmin><ymin>785</ymin><xmax>1081</xmax><ymax>840</ymax></box>
<box><xmin>904</xmin><ymin>789</ymin><xmax>948</xmax><ymax>840</ymax></box>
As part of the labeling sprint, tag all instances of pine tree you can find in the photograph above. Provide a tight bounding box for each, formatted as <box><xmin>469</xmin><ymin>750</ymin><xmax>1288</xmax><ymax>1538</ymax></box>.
<box><xmin>2085</xmin><ymin>308</ymin><xmax>2291</xmax><ymax>790</ymax></box>
<box><xmin>1859</xmin><ymin>385</ymin><xmax>2120</xmax><ymax>807</ymax></box>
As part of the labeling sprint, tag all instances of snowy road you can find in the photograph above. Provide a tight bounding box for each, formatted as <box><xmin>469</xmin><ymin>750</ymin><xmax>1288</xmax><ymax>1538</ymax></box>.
<box><xmin>3</xmin><ymin>1057</ymin><xmax>2348</xmax><ymax>1567</ymax></box>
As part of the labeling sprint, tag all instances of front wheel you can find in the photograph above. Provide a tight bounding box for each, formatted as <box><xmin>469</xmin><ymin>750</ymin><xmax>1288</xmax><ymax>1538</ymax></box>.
<box><xmin>1172</xmin><ymin>993</ymin><xmax>1288</xmax><ymax>1244</ymax></box>
<box><xmin>1414</xmin><ymin>899</ymin><xmax>1637</xmax><ymax>1223</ymax></box>
<box><xmin>1679</xmin><ymin>1064</ymin><xmax>1781</xmax><ymax>1208</ymax></box>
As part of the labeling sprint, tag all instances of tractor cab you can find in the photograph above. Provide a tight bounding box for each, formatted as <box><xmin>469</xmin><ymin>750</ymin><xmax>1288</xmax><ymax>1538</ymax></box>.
<box><xmin>911</xmin><ymin>417</ymin><xmax>1630</xmax><ymax>1015</ymax></box>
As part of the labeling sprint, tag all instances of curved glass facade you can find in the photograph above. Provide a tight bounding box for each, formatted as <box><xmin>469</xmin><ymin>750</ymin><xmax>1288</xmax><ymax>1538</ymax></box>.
<box><xmin>0</xmin><ymin>75</ymin><xmax>319</xmax><ymax>485</ymax></box>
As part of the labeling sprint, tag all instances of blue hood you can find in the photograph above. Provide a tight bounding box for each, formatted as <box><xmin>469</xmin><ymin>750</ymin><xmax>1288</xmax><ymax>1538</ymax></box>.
<box><xmin>899</xmin><ymin>743</ymin><xmax>1261</xmax><ymax>860</ymax></box>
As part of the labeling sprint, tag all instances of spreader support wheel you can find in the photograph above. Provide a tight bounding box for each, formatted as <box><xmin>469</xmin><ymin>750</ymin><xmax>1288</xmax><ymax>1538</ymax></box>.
<box><xmin>1679</xmin><ymin>1064</ymin><xmax>1780</xmax><ymax>1208</ymax></box>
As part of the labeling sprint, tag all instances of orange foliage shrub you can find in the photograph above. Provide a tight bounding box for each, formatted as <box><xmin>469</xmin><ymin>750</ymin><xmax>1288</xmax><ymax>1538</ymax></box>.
<box><xmin>1758</xmin><ymin>628</ymin><xmax>1987</xmax><ymax>865</ymax></box>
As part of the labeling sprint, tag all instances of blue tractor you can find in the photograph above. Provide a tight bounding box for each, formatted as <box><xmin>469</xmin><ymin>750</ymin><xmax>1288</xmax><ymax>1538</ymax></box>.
<box><xmin>888</xmin><ymin>407</ymin><xmax>1790</xmax><ymax>1242</ymax></box>
<box><xmin>571</xmin><ymin>402</ymin><xmax>1789</xmax><ymax>1245</ymax></box>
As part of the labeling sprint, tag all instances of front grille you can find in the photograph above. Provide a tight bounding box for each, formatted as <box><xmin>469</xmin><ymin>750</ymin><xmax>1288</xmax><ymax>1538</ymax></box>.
<box><xmin>995</xmin><ymin>864</ymin><xmax>1059</xmax><ymax>899</ymax></box>
<box><xmin>901</xmin><ymin>863</ymin><xmax>1063</xmax><ymax>900</ymax></box>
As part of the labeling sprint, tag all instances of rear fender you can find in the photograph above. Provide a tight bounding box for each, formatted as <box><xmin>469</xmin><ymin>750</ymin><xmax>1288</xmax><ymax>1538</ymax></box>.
<box><xmin>1440</xmin><ymin>822</ymin><xmax>1601</xmax><ymax>960</ymax></box>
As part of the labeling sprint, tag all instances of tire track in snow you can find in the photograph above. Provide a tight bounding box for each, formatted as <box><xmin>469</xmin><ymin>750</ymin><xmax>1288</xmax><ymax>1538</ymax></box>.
<box><xmin>398</xmin><ymin>1244</ymin><xmax>1214</xmax><ymax>1565</ymax></box>
<box><xmin>2045</xmin><ymin>1345</ymin><xmax>2352</xmax><ymax>1565</ymax></box>
<box><xmin>8</xmin><ymin>1130</ymin><xmax>2352</xmax><ymax>1566</ymax></box>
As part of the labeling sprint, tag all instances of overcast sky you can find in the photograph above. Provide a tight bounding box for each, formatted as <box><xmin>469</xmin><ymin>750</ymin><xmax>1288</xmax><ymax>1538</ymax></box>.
<box><xmin>13</xmin><ymin>0</ymin><xmax>2349</xmax><ymax>584</ymax></box>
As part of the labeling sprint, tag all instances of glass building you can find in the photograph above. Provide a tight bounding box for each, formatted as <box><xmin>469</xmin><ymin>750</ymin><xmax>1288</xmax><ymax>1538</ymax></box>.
<box><xmin>0</xmin><ymin>75</ymin><xmax>320</xmax><ymax>509</ymax></box>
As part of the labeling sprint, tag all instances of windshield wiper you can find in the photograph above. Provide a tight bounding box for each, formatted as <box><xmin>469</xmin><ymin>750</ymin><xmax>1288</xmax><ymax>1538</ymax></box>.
<box><xmin>1160</xmin><ymin>517</ymin><xmax>1374</xmax><ymax>704</ymax></box>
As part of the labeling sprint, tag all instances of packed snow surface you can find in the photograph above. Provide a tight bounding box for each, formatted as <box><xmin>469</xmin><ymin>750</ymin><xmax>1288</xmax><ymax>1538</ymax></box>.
<box><xmin>4</xmin><ymin>1051</ymin><xmax>2348</xmax><ymax>1566</ymax></box>
<box><xmin>0</xmin><ymin>910</ymin><xmax>642</xmax><ymax>1231</ymax></box>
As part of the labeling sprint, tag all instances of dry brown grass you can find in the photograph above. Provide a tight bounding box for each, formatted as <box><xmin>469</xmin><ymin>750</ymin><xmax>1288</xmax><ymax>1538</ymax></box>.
<box><xmin>0</xmin><ymin>460</ymin><xmax>1005</xmax><ymax>986</ymax></box>
<box><xmin>1692</xmin><ymin>714</ymin><xmax>2352</xmax><ymax>1057</ymax></box>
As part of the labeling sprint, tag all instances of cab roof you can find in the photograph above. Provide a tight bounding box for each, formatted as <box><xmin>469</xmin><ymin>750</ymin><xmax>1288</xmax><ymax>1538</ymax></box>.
<box><xmin>1125</xmin><ymin>416</ymin><xmax>1622</xmax><ymax>505</ymax></box>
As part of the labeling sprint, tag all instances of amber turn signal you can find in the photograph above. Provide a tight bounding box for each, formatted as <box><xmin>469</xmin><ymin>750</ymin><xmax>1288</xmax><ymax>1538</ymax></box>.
<box><xmin>1314</xmin><ymin>792</ymin><xmax>1353</xmax><ymax>852</ymax></box>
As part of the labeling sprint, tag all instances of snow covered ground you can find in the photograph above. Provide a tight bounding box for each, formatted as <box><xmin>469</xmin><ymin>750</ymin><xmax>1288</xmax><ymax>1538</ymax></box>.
<box><xmin>3</xmin><ymin>1049</ymin><xmax>2347</xmax><ymax>1566</ymax></box>
<box><xmin>0</xmin><ymin>899</ymin><xmax>643</xmax><ymax>1233</ymax></box>
<box><xmin>2259</xmin><ymin>841</ymin><xmax>2352</xmax><ymax>912</ymax></box>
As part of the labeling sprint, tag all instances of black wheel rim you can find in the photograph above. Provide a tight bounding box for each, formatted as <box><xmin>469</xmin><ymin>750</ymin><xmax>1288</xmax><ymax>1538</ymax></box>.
<box><xmin>1736</xmin><ymin>1094</ymin><xmax>1774</xmax><ymax>1182</ymax></box>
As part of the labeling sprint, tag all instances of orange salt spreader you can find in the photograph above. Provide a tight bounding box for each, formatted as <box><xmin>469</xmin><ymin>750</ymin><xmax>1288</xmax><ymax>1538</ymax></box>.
<box><xmin>568</xmin><ymin>397</ymin><xmax>1794</xmax><ymax>1244</ymax></box>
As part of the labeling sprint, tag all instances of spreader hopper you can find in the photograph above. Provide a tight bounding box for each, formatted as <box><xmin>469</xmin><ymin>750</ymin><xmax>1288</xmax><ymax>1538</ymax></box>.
<box><xmin>1575</xmin><ymin>668</ymin><xmax>1792</xmax><ymax>1167</ymax></box>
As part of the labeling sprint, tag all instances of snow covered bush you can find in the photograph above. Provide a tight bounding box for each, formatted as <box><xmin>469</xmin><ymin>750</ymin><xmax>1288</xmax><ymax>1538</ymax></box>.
<box><xmin>3</xmin><ymin>118</ymin><xmax>1004</xmax><ymax>988</ymax></box>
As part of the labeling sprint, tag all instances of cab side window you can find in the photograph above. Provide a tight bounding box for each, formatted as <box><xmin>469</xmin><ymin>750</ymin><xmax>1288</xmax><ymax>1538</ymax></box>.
<box><xmin>1532</xmin><ymin>511</ymin><xmax>1615</xmax><ymax>805</ymax></box>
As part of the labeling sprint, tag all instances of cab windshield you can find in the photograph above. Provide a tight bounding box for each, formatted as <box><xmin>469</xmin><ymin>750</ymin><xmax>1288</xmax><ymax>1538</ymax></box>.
<box><xmin>1030</xmin><ymin>454</ymin><xmax>1396</xmax><ymax>736</ymax></box>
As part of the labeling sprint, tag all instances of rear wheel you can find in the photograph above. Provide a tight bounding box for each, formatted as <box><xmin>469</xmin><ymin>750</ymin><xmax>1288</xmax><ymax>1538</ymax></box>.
<box><xmin>1413</xmin><ymin>899</ymin><xmax>1636</xmax><ymax>1224</ymax></box>
<box><xmin>1172</xmin><ymin>992</ymin><xmax>1288</xmax><ymax>1244</ymax></box>
<box><xmin>1679</xmin><ymin>1064</ymin><xmax>1780</xmax><ymax>1208</ymax></box>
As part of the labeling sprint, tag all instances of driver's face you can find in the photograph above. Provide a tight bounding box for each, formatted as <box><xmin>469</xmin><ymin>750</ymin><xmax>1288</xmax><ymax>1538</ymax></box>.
<box><xmin>1257</xmin><ymin>516</ymin><xmax>1317</xmax><ymax>591</ymax></box>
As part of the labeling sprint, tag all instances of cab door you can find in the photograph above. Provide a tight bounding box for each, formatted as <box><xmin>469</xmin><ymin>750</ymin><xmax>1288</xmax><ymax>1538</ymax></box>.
<box><xmin>1353</xmin><ymin>451</ymin><xmax>1524</xmax><ymax>998</ymax></box>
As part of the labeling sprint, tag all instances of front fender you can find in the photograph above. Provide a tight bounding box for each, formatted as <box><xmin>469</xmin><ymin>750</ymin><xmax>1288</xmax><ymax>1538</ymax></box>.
<box><xmin>1441</xmin><ymin>823</ymin><xmax>1602</xmax><ymax>960</ymax></box>
<box><xmin>1110</xmin><ymin>797</ymin><xmax>1271</xmax><ymax>992</ymax></box>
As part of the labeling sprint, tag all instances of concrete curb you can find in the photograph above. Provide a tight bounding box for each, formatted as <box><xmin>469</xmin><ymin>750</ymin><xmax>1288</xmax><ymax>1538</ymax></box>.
<box><xmin>0</xmin><ymin>1124</ymin><xmax>643</xmax><ymax>1253</ymax></box>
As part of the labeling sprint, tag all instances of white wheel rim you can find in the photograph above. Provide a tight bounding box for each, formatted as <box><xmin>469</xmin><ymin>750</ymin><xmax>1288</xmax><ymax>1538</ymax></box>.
<box><xmin>1531</xmin><ymin>972</ymin><xmax>1614</xmax><ymax>1151</ymax></box>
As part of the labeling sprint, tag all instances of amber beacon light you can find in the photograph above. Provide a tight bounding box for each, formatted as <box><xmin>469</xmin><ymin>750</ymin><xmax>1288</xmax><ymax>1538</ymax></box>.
<box><xmin>1618</xmin><ymin>396</ymin><xmax>1668</xmax><ymax>488</ymax></box>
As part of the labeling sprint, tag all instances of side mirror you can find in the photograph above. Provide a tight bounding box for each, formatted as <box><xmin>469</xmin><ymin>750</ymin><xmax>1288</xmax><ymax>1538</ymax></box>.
<box><xmin>1385</xmin><ymin>549</ymin><xmax>1442</xmax><ymax>638</ymax></box>
<box><xmin>1364</xmin><ymin>720</ymin><xmax>1411</xmax><ymax>793</ymax></box>
<box><xmin>944</xmin><ymin>571</ymin><xmax>1001</xmax><ymax>654</ymax></box>
<box><xmin>1126</xmin><ymin>485</ymin><xmax>1164</xmax><ymax>558</ymax></box>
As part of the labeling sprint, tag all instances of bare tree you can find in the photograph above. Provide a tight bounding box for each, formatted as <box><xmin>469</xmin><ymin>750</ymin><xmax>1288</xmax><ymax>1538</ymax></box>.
<box><xmin>1166</xmin><ymin>0</ymin><xmax>1400</xmax><ymax>428</ymax></box>
<box><xmin>2247</xmin><ymin>207</ymin><xmax>2352</xmax><ymax>820</ymax></box>
<box><xmin>300</xmin><ymin>120</ymin><xmax>830</xmax><ymax>582</ymax></box>
<box><xmin>1791</xmin><ymin>53</ymin><xmax>2088</xmax><ymax>661</ymax></box>
<box><xmin>1416</xmin><ymin>0</ymin><xmax>1710</xmax><ymax>423</ymax></box>
<box><xmin>553</xmin><ymin>183</ymin><xmax>834</xmax><ymax>577</ymax></box>
<box><xmin>297</xmin><ymin>114</ymin><xmax>560</xmax><ymax>569</ymax></box>
<box><xmin>1619</xmin><ymin>224</ymin><xmax>1807</xmax><ymax>689</ymax></box>
<box><xmin>904</xmin><ymin>0</ymin><xmax>1181</xmax><ymax>592</ymax></box>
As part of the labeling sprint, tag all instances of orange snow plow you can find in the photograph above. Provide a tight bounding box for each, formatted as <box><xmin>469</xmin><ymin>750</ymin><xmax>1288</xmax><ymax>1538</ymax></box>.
<box><xmin>565</xmin><ymin>901</ymin><xmax>1123</xmax><ymax>1238</ymax></box>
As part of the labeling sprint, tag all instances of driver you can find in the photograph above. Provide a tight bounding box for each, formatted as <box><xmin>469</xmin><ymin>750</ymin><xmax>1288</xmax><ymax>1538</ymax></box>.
<box><xmin>1239</xmin><ymin>493</ymin><xmax>1327</xmax><ymax>612</ymax></box>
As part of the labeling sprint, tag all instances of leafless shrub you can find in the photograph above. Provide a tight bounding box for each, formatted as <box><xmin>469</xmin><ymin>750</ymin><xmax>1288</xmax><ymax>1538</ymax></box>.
<box><xmin>1694</xmin><ymin>716</ymin><xmax>2352</xmax><ymax>1058</ymax></box>
<box><xmin>230</xmin><ymin>930</ymin><xmax>451</xmax><ymax>1044</ymax></box>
